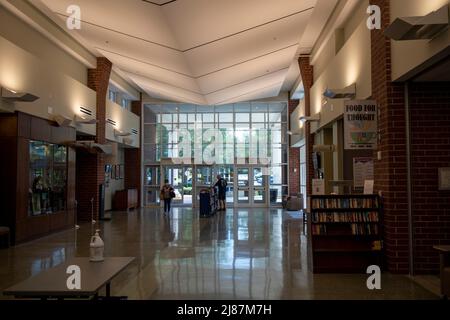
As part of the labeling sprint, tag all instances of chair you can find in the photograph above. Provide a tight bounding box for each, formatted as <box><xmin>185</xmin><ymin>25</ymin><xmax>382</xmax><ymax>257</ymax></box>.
<box><xmin>0</xmin><ymin>226</ymin><xmax>10</xmax><ymax>248</ymax></box>
<box><xmin>286</xmin><ymin>193</ymin><xmax>304</xmax><ymax>212</ymax></box>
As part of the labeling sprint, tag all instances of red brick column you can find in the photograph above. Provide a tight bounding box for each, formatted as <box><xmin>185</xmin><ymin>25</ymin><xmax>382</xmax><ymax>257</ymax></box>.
<box><xmin>298</xmin><ymin>55</ymin><xmax>314</xmax><ymax>196</ymax></box>
<box><xmin>370</xmin><ymin>0</ymin><xmax>409</xmax><ymax>273</ymax></box>
<box><xmin>76</xmin><ymin>57</ymin><xmax>112</xmax><ymax>221</ymax></box>
<box><xmin>125</xmin><ymin>93</ymin><xmax>142</xmax><ymax>207</ymax></box>
<box><xmin>288</xmin><ymin>98</ymin><xmax>300</xmax><ymax>195</ymax></box>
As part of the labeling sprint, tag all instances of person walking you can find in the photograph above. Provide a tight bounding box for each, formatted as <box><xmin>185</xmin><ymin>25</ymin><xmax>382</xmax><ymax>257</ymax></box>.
<box><xmin>214</xmin><ymin>175</ymin><xmax>228</xmax><ymax>211</ymax></box>
<box><xmin>161</xmin><ymin>179</ymin><xmax>175</xmax><ymax>213</ymax></box>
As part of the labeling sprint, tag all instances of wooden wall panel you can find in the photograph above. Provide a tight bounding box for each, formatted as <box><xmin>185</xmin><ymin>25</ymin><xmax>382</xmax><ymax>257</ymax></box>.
<box><xmin>51</xmin><ymin>125</ymin><xmax>75</xmax><ymax>144</ymax></box>
<box><xmin>16</xmin><ymin>137</ymin><xmax>29</xmax><ymax>222</ymax></box>
<box><xmin>5</xmin><ymin>112</ymin><xmax>79</xmax><ymax>244</ymax></box>
<box><xmin>67</xmin><ymin>148</ymin><xmax>76</xmax><ymax>211</ymax></box>
<box><xmin>30</xmin><ymin>117</ymin><xmax>51</xmax><ymax>142</ymax></box>
<box><xmin>17</xmin><ymin>112</ymin><xmax>30</xmax><ymax>138</ymax></box>
<box><xmin>0</xmin><ymin>137</ymin><xmax>18</xmax><ymax>240</ymax></box>
<box><xmin>49</xmin><ymin>211</ymin><xmax>68</xmax><ymax>231</ymax></box>
<box><xmin>0</xmin><ymin>114</ymin><xmax>18</xmax><ymax>137</ymax></box>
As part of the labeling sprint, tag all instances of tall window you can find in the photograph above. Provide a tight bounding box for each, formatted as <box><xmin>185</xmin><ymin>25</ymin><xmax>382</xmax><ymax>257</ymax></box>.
<box><xmin>108</xmin><ymin>90</ymin><xmax>117</xmax><ymax>103</ymax></box>
<box><xmin>143</xmin><ymin>103</ymin><xmax>289</xmax><ymax>196</ymax></box>
<box><xmin>121</xmin><ymin>98</ymin><xmax>130</xmax><ymax>110</ymax></box>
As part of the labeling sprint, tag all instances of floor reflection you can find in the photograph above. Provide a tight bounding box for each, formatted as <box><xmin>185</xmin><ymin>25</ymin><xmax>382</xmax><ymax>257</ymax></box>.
<box><xmin>0</xmin><ymin>208</ymin><xmax>437</xmax><ymax>300</ymax></box>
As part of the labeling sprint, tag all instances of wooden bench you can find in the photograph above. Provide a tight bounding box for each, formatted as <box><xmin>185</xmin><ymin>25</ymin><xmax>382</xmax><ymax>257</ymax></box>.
<box><xmin>0</xmin><ymin>226</ymin><xmax>10</xmax><ymax>248</ymax></box>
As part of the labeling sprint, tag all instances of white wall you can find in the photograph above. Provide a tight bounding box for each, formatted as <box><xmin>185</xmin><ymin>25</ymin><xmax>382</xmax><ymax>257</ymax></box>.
<box><xmin>309</xmin><ymin>18</ymin><xmax>372</xmax><ymax>131</ymax></box>
<box><xmin>0</xmin><ymin>5</ymin><xmax>89</xmax><ymax>84</ymax></box>
<box><xmin>311</xmin><ymin>0</ymin><xmax>368</xmax><ymax>80</ymax></box>
<box><xmin>391</xmin><ymin>0</ymin><xmax>450</xmax><ymax>81</ymax></box>
<box><xmin>104</xmin><ymin>143</ymin><xmax>125</xmax><ymax>211</ymax></box>
<box><xmin>0</xmin><ymin>35</ymin><xmax>97</xmax><ymax>136</ymax></box>
<box><xmin>106</xmin><ymin>100</ymin><xmax>140</xmax><ymax>148</ymax></box>
<box><xmin>290</xmin><ymin>99</ymin><xmax>305</xmax><ymax>147</ymax></box>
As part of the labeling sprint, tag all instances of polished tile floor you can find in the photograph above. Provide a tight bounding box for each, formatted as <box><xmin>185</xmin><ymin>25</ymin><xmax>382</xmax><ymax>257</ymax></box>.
<box><xmin>0</xmin><ymin>208</ymin><xmax>438</xmax><ymax>300</ymax></box>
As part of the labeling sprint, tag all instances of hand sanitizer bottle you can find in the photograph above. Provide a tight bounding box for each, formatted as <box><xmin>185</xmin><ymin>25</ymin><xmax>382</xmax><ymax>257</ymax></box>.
<box><xmin>90</xmin><ymin>229</ymin><xmax>104</xmax><ymax>262</ymax></box>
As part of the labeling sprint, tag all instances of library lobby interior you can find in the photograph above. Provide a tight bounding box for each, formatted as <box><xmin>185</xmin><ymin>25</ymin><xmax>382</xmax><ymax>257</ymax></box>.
<box><xmin>0</xmin><ymin>0</ymin><xmax>450</xmax><ymax>301</ymax></box>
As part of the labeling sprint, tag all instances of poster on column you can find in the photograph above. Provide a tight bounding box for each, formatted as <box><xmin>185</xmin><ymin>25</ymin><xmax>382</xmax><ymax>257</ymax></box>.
<box><xmin>344</xmin><ymin>100</ymin><xmax>377</xmax><ymax>150</ymax></box>
<box><xmin>353</xmin><ymin>157</ymin><xmax>374</xmax><ymax>188</ymax></box>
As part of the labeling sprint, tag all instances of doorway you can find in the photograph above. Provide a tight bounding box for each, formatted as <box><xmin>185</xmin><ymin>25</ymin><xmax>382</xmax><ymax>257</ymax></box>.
<box><xmin>236</xmin><ymin>166</ymin><xmax>268</xmax><ymax>207</ymax></box>
<box><xmin>164</xmin><ymin>166</ymin><xmax>193</xmax><ymax>206</ymax></box>
<box><xmin>214</xmin><ymin>166</ymin><xmax>234</xmax><ymax>206</ymax></box>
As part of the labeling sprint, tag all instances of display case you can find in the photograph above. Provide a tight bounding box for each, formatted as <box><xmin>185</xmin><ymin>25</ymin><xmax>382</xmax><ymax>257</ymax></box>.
<box><xmin>29</xmin><ymin>141</ymin><xmax>68</xmax><ymax>216</ymax></box>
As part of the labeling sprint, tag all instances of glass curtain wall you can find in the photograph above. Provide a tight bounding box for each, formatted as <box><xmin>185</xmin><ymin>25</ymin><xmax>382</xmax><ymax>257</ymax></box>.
<box><xmin>143</xmin><ymin>102</ymin><xmax>288</xmax><ymax>205</ymax></box>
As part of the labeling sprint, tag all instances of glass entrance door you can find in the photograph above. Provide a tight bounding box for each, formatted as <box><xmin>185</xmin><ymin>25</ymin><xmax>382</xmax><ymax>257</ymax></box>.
<box><xmin>235</xmin><ymin>166</ymin><xmax>268</xmax><ymax>207</ymax></box>
<box><xmin>237</xmin><ymin>167</ymin><xmax>250</xmax><ymax>205</ymax></box>
<box><xmin>252</xmin><ymin>167</ymin><xmax>267</xmax><ymax>205</ymax></box>
<box><xmin>164</xmin><ymin>166</ymin><xmax>193</xmax><ymax>206</ymax></box>
<box><xmin>214</xmin><ymin>166</ymin><xmax>234</xmax><ymax>206</ymax></box>
<box><xmin>144</xmin><ymin>166</ymin><xmax>161</xmax><ymax>207</ymax></box>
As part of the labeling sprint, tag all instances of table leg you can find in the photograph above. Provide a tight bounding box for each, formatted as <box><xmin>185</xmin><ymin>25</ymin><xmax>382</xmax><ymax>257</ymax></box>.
<box><xmin>106</xmin><ymin>282</ymin><xmax>111</xmax><ymax>298</ymax></box>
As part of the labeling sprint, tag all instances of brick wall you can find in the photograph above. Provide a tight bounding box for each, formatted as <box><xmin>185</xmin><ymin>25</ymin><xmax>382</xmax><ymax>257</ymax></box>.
<box><xmin>298</xmin><ymin>56</ymin><xmax>315</xmax><ymax>196</ymax></box>
<box><xmin>76</xmin><ymin>57</ymin><xmax>112</xmax><ymax>221</ymax></box>
<box><xmin>124</xmin><ymin>96</ymin><xmax>142</xmax><ymax>206</ymax></box>
<box><xmin>410</xmin><ymin>82</ymin><xmax>450</xmax><ymax>274</ymax></box>
<box><xmin>87</xmin><ymin>57</ymin><xmax>111</xmax><ymax>144</ymax></box>
<box><xmin>288</xmin><ymin>98</ymin><xmax>300</xmax><ymax>195</ymax></box>
<box><xmin>370</xmin><ymin>0</ymin><xmax>410</xmax><ymax>273</ymax></box>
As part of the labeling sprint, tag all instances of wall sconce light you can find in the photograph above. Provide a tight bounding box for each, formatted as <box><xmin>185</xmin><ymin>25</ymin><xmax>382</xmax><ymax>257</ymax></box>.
<box><xmin>114</xmin><ymin>129</ymin><xmax>132</xmax><ymax>137</ymax></box>
<box><xmin>54</xmin><ymin>114</ymin><xmax>72</xmax><ymax>127</ymax></box>
<box><xmin>68</xmin><ymin>141</ymin><xmax>113</xmax><ymax>155</ymax></box>
<box><xmin>1</xmin><ymin>87</ymin><xmax>39</xmax><ymax>102</ymax></box>
<box><xmin>323</xmin><ymin>84</ymin><xmax>356</xmax><ymax>99</ymax></box>
<box><xmin>300</xmin><ymin>113</ymin><xmax>321</xmax><ymax>124</ymax></box>
<box><xmin>385</xmin><ymin>4</ymin><xmax>449</xmax><ymax>41</ymax></box>
<box><xmin>74</xmin><ymin>115</ymin><xmax>97</xmax><ymax>125</ymax></box>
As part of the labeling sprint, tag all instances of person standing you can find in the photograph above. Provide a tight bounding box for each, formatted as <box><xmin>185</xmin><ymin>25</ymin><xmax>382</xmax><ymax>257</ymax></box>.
<box><xmin>214</xmin><ymin>175</ymin><xmax>228</xmax><ymax>211</ymax></box>
<box><xmin>161</xmin><ymin>179</ymin><xmax>175</xmax><ymax>213</ymax></box>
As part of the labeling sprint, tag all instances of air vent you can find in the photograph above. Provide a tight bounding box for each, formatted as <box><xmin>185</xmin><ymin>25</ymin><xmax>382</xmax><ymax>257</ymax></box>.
<box><xmin>131</xmin><ymin>129</ymin><xmax>138</xmax><ymax>135</ymax></box>
<box><xmin>79</xmin><ymin>106</ymin><xmax>93</xmax><ymax>116</ymax></box>
<box><xmin>107</xmin><ymin>119</ymin><xmax>117</xmax><ymax>126</ymax></box>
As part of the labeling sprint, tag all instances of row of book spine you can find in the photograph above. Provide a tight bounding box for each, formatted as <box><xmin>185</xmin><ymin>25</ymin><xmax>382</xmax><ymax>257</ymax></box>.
<box><xmin>312</xmin><ymin>198</ymin><xmax>379</xmax><ymax>209</ymax></box>
<box><xmin>312</xmin><ymin>212</ymin><xmax>379</xmax><ymax>223</ymax></box>
<box><xmin>311</xmin><ymin>224</ymin><xmax>379</xmax><ymax>236</ymax></box>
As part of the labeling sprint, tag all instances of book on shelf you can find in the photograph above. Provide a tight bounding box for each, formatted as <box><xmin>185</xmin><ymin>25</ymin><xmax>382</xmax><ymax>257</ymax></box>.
<box><xmin>309</xmin><ymin>195</ymin><xmax>383</xmax><ymax>273</ymax></box>
<box><xmin>311</xmin><ymin>211</ymin><xmax>379</xmax><ymax>223</ymax></box>
<box><xmin>311</xmin><ymin>223</ymin><xmax>379</xmax><ymax>236</ymax></box>
<box><xmin>312</xmin><ymin>197</ymin><xmax>379</xmax><ymax>209</ymax></box>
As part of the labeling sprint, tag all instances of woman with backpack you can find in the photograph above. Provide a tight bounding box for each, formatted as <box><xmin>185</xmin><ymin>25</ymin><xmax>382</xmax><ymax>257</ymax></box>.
<box><xmin>160</xmin><ymin>179</ymin><xmax>175</xmax><ymax>213</ymax></box>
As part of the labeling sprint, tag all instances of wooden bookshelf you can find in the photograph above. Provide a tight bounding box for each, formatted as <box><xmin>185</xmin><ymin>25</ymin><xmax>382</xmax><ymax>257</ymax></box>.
<box><xmin>309</xmin><ymin>194</ymin><xmax>383</xmax><ymax>273</ymax></box>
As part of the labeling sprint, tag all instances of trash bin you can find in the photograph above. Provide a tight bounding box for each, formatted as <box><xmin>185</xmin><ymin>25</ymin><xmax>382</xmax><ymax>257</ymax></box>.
<box><xmin>199</xmin><ymin>192</ymin><xmax>210</xmax><ymax>217</ymax></box>
<box><xmin>270</xmin><ymin>189</ymin><xmax>278</xmax><ymax>203</ymax></box>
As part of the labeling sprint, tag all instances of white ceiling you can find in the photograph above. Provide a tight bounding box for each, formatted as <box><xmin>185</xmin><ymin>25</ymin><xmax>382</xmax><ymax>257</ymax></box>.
<box><xmin>32</xmin><ymin>0</ymin><xmax>338</xmax><ymax>105</ymax></box>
